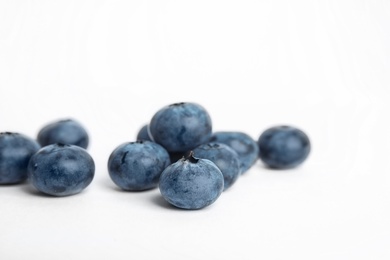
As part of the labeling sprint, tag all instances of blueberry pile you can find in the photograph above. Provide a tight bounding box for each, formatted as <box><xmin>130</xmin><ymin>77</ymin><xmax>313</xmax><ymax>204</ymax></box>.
<box><xmin>109</xmin><ymin>102</ymin><xmax>311</xmax><ymax>209</ymax></box>
<box><xmin>0</xmin><ymin>102</ymin><xmax>311</xmax><ymax>208</ymax></box>
<box><xmin>0</xmin><ymin>119</ymin><xmax>94</xmax><ymax>196</ymax></box>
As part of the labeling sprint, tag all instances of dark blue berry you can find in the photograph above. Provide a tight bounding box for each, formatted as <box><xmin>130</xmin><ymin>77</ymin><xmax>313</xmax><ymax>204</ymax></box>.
<box><xmin>258</xmin><ymin>126</ymin><xmax>310</xmax><ymax>169</ymax></box>
<box><xmin>149</xmin><ymin>102</ymin><xmax>212</xmax><ymax>153</ymax></box>
<box><xmin>108</xmin><ymin>140</ymin><xmax>170</xmax><ymax>191</ymax></box>
<box><xmin>28</xmin><ymin>143</ymin><xmax>95</xmax><ymax>196</ymax></box>
<box><xmin>37</xmin><ymin>119</ymin><xmax>89</xmax><ymax>149</ymax></box>
<box><xmin>159</xmin><ymin>153</ymin><xmax>224</xmax><ymax>209</ymax></box>
<box><xmin>0</xmin><ymin>132</ymin><xmax>40</xmax><ymax>184</ymax></box>
<box><xmin>210</xmin><ymin>132</ymin><xmax>258</xmax><ymax>173</ymax></box>
<box><xmin>136</xmin><ymin>124</ymin><xmax>152</xmax><ymax>141</ymax></box>
<box><xmin>193</xmin><ymin>143</ymin><xmax>240</xmax><ymax>190</ymax></box>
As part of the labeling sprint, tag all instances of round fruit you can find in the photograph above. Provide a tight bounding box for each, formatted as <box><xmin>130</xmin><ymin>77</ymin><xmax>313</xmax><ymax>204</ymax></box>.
<box><xmin>108</xmin><ymin>140</ymin><xmax>170</xmax><ymax>191</ymax></box>
<box><xmin>193</xmin><ymin>143</ymin><xmax>240</xmax><ymax>190</ymax></box>
<box><xmin>37</xmin><ymin>119</ymin><xmax>89</xmax><ymax>149</ymax></box>
<box><xmin>136</xmin><ymin>124</ymin><xmax>152</xmax><ymax>141</ymax></box>
<box><xmin>210</xmin><ymin>131</ymin><xmax>258</xmax><ymax>173</ymax></box>
<box><xmin>28</xmin><ymin>143</ymin><xmax>95</xmax><ymax>196</ymax></box>
<box><xmin>149</xmin><ymin>102</ymin><xmax>212</xmax><ymax>153</ymax></box>
<box><xmin>0</xmin><ymin>132</ymin><xmax>40</xmax><ymax>184</ymax></box>
<box><xmin>258</xmin><ymin>125</ymin><xmax>311</xmax><ymax>169</ymax></box>
<box><xmin>159</xmin><ymin>153</ymin><xmax>224</xmax><ymax>209</ymax></box>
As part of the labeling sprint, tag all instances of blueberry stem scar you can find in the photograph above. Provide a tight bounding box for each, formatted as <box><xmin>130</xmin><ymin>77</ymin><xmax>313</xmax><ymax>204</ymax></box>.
<box><xmin>169</xmin><ymin>102</ymin><xmax>186</xmax><ymax>107</ymax></box>
<box><xmin>184</xmin><ymin>151</ymin><xmax>199</xmax><ymax>163</ymax></box>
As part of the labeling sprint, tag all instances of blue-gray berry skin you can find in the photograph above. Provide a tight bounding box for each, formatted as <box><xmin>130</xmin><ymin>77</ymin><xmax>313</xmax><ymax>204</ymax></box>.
<box><xmin>258</xmin><ymin>126</ymin><xmax>311</xmax><ymax>169</ymax></box>
<box><xmin>37</xmin><ymin>119</ymin><xmax>89</xmax><ymax>149</ymax></box>
<box><xmin>149</xmin><ymin>102</ymin><xmax>212</xmax><ymax>153</ymax></box>
<box><xmin>159</xmin><ymin>154</ymin><xmax>224</xmax><ymax>210</ymax></box>
<box><xmin>210</xmin><ymin>132</ymin><xmax>258</xmax><ymax>174</ymax></box>
<box><xmin>136</xmin><ymin>125</ymin><xmax>152</xmax><ymax>141</ymax></box>
<box><xmin>193</xmin><ymin>143</ymin><xmax>240</xmax><ymax>191</ymax></box>
<box><xmin>0</xmin><ymin>132</ymin><xmax>40</xmax><ymax>184</ymax></box>
<box><xmin>28</xmin><ymin>144</ymin><xmax>95</xmax><ymax>196</ymax></box>
<box><xmin>108</xmin><ymin>140</ymin><xmax>170</xmax><ymax>191</ymax></box>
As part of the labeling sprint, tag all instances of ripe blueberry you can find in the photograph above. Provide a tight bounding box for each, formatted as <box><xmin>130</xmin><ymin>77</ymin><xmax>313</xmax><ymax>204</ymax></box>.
<box><xmin>37</xmin><ymin>119</ymin><xmax>89</xmax><ymax>149</ymax></box>
<box><xmin>258</xmin><ymin>125</ymin><xmax>311</xmax><ymax>169</ymax></box>
<box><xmin>193</xmin><ymin>143</ymin><xmax>240</xmax><ymax>190</ymax></box>
<box><xmin>210</xmin><ymin>132</ymin><xmax>258</xmax><ymax>173</ymax></box>
<box><xmin>136</xmin><ymin>124</ymin><xmax>152</xmax><ymax>141</ymax></box>
<box><xmin>159</xmin><ymin>153</ymin><xmax>224</xmax><ymax>209</ymax></box>
<box><xmin>0</xmin><ymin>132</ymin><xmax>40</xmax><ymax>184</ymax></box>
<box><xmin>108</xmin><ymin>140</ymin><xmax>170</xmax><ymax>191</ymax></box>
<box><xmin>149</xmin><ymin>102</ymin><xmax>212</xmax><ymax>153</ymax></box>
<box><xmin>28</xmin><ymin>143</ymin><xmax>95</xmax><ymax>196</ymax></box>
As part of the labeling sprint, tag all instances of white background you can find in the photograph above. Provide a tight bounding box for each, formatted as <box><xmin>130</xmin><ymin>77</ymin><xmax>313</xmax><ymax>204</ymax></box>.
<box><xmin>1</xmin><ymin>0</ymin><xmax>390</xmax><ymax>259</ymax></box>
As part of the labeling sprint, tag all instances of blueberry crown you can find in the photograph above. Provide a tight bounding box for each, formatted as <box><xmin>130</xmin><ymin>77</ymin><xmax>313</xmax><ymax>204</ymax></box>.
<box><xmin>183</xmin><ymin>151</ymin><xmax>199</xmax><ymax>163</ymax></box>
<box><xmin>169</xmin><ymin>102</ymin><xmax>186</xmax><ymax>107</ymax></box>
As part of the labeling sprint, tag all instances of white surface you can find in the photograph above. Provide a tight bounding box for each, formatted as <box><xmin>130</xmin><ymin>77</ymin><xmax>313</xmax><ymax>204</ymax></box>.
<box><xmin>1</xmin><ymin>0</ymin><xmax>390</xmax><ymax>259</ymax></box>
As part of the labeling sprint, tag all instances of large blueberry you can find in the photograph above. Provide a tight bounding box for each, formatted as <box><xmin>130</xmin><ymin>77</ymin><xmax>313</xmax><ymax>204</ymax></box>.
<box><xmin>108</xmin><ymin>140</ymin><xmax>170</xmax><ymax>191</ymax></box>
<box><xmin>136</xmin><ymin>124</ymin><xmax>152</xmax><ymax>141</ymax></box>
<box><xmin>258</xmin><ymin>125</ymin><xmax>311</xmax><ymax>169</ymax></box>
<box><xmin>149</xmin><ymin>102</ymin><xmax>212</xmax><ymax>153</ymax></box>
<box><xmin>193</xmin><ymin>143</ymin><xmax>240</xmax><ymax>191</ymax></box>
<box><xmin>210</xmin><ymin>132</ymin><xmax>258</xmax><ymax>174</ymax></box>
<box><xmin>37</xmin><ymin>119</ymin><xmax>89</xmax><ymax>149</ymax></box>
<box><xmin>159</xmin><ymin>153</ymin><xmax>224</xmax><ymax>209</ymax></box>
<box><xmin>28</xmin><ymin>144</ymin><xmax>95</xmax><ymax>196</ymax></box>
<box><xmin>0</xmin><ymin>132</ymin><xmax>40</xmax><ymax>184</ymax></box>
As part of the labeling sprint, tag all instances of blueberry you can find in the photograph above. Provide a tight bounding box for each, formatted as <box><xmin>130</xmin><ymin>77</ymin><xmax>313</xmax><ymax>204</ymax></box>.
<box><xmin>149</xmin><ymin>102</ymin><xmax>212</xmax><ymax>153</ymax></box>
<box><xmin>159</xmin><ymin>153</ymin><xmax>224</xmax><ymax>209</ymax></box>
<box><xmin>258</xmin><ymin>125</ymin><xmax>311</xmax><ymax>169</ymax></box>
<box><xmin>28</xmin><ymin>143</ymin><xmax>95</xmax><ymax>196</ymax></box>
<box><xmin>108</xmin><ymin>140</ymin><xmax>170</xmax><ymax>191</ymax></box>
<box><xmin>0</xmin><ymin>132</ymin><xmax>40</xmax><ymax>184</ymax></box>
<box><xmin>136</xmin><ymin>124</ymin><xmax>152</xmax><ymax>141</ymax></box>
<box><xmin>210</xmin><ymin>132</ymin><xmax>258</xmax><ymax>174</ymax></box>
<box><xmin>37</xmin><ymin>119</ymin><xmax>89</xmax><ymax>149</ymax></box>
<box><xmin>193</xmin><ymin>143</ymin><xmax>240</xmax><ymax>190</ymax></box>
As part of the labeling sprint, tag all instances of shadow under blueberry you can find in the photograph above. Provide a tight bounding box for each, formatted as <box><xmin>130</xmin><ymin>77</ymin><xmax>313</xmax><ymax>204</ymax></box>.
<box><xmin>0</xmin><ymin>179</ymin><xmax>28</xmax><ymax>186</ymax></box>
<box><xmin>20</xmin><ymin>183</ymin><xmax>58</xmax><ymax>198</ymax></box>
<box><xmin>149</xmin><ymin>193</ymin><xmax>216</xmax><ymax>211</ymax></box>
<box><xmin>100</xmin><ymin>178</ymin><xmax>160</xmax><ymax>194</ymax></box>
<box><xmin>257</xmin><ymin>163</ymin><xmax>300</xmax><ymax>172</ymax></box>
<box><xmin>101</xmin><ymin>178</ymin><xmax>128</xmax><ymax>193</ymax></box>
<box><xmin>150</xmin><ymin>193</ymin><xmax>186</xmax><ymax>211</ymax></box>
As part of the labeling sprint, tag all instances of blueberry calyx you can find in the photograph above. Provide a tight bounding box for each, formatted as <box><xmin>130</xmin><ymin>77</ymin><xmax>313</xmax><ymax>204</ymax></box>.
<box><xmin>206</xmin><ymin>143</ymin><xmax>220</xmax><ymax>149</ymax></box>
<box><xmin>55</xmin><ymin>143</ymin><xmax>70</xmax><ymax>147</ymax></box>
<box><xmin>169</xmin><ymin>102</ymin><xmax>186</xmax><ymax>107</ymax></box>
<box><xmin>0</xmin><ymin>132</ymin><xmax>15</xmax><ymax>135</ymax></box>
<box><xmin>183</xmin><ymin>151</ymin><xmax>199</xmax><ymax>163</ymax></box>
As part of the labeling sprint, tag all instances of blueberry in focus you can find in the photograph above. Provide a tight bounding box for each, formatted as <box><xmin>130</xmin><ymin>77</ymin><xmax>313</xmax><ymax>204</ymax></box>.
<box><xmin>258</xmin><ymin>125</ymin><xmax>311</xmax><ymax>169</ymax></box>
<box><xmin>28</xmin><ymin>143</ymin><xmax>95</xmax><ymax>196</ymax></box>
<box><xmin>37</xmin><ymin>119</ymin><xmax>89</xmax><ymax>149</ymax></box>
<box><xmin>108</xmin><ymin>140</ymin><xmax>170</xmax><ymax>191</ymax></box>
<box><xmin>0</xmin><ymin>132</ymin><xmax>40</xmax><ymax>184</ymax></box>
<box><xmin>193</xmin><ymin>143</ymin><xmax>240</xmax><ymax>191</ymax></box>
<box><xmin>159</xmin><ymin>152</ymin><xmax>224</xmax><ymax>210</ymax></box>
<box><xmin>210</xmin><ymin>132</ymin><xmax>258</xmax><ymax>174</ymax></box>
<box><xmin>136</xmin><ymin>124</ymin><xmax>152</xmax><ymax>141</ymax></box>
<box><xmin>149</xmin><ymin>102</ymin><xmax>212</xmax><ymax>153</ymax></box>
